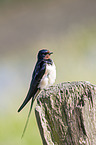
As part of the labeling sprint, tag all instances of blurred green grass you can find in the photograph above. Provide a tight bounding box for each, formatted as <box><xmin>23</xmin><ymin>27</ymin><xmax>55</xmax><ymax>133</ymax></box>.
<box><xmin>0</xmin><ymin>106</ymin><xmax>42</xmax><ymax>145</ymax></box>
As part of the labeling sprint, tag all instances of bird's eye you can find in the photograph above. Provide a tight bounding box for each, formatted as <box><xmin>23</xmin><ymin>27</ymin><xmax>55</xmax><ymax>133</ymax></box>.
<box><xmin>43</xmin><ymin>52</ymin><xmax>48</xmax><ymax>56</ymax></box>
<box><xmin>42</xmin><ymin>53</ymin><xmax>46</xmax><ymax>56</ymax></box>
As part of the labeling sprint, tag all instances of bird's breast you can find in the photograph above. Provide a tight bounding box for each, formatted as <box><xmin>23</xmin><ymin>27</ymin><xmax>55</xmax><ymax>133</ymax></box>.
<box><xmin>38</xmin><ymin>63</ymin><xmax>56</xmax><ymax>89</ymax></box>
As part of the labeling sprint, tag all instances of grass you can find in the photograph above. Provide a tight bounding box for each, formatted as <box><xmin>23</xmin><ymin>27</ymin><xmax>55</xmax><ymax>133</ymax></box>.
<box><xmin>0</xmin><ymin>108</ymin><xmax>42</xmax><ymax>145</ymax></box>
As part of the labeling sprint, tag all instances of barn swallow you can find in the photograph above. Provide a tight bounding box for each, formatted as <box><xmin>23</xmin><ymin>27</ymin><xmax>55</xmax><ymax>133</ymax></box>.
<box><xmin>18</xmin><ymin>49</ymin><xmax>56</xmax><ymax>137</ymax></box>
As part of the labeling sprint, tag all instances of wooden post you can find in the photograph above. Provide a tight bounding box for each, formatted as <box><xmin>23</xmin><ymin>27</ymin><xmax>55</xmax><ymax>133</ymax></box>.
<box><xmin>35</xmin><ymin>81</ymin><xmax>96</xmax><ymax>145</ymax></box>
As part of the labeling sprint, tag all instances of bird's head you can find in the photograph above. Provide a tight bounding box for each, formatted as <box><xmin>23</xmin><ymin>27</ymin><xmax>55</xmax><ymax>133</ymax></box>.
<box><xmin>37</xmin><ymin>49</ymin><xmax>53</xmax><ymax>60</ymax></box>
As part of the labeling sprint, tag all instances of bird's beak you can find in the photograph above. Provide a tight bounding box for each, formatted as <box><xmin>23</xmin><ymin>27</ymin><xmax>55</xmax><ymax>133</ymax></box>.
<box><xmin>49</xmin><ymin>52</ymin><xmax>53</xmax><ymax>55</ymax></box>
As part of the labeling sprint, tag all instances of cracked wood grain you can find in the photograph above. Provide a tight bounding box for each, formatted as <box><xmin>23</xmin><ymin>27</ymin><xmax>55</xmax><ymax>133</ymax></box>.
<box><xmin>35</xmin><ymin>81</ymin><xmax>96</xmax><ymax>145</ymax></box>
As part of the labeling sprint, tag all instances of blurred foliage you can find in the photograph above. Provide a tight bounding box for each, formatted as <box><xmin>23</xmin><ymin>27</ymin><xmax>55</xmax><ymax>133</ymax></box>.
<box><xmin>0</xmin><ymin>25</ymin><xmax>96</xmax><ymax>145</ymax></box>
<box><xmin>0</xmin><ymin>107</ymin><xmax>42</xmax><ymax>145</ymax></box>
<box><xmin>0</xmin><ymin>0</ymin><xmax>96</xmax><ymax>145</ymax></box>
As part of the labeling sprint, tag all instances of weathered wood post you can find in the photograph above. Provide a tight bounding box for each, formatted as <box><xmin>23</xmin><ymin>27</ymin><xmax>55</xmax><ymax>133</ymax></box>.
<box><xmin>35</xmin><ymin>81</ymin><xmax>96</xmax><ymax>145</ymax></box>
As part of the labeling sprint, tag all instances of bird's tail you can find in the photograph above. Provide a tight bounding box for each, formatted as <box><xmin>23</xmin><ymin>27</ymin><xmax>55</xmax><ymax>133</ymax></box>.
<box><xmin>21</xmin><ymin>89</ymin><xmax>41</xmax><ymax>138</ymax></box>
<box><xmin>21</xmin><ymin>97</ymin><xmax>34</xmax><ymax>138</ymax></box>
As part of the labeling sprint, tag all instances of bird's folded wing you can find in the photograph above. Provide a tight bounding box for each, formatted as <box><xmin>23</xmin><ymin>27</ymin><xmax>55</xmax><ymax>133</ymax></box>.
<box><xmin>18</xmin><ymin>61</ymin><xmax>46</xmax><ymax>112</ymax></box>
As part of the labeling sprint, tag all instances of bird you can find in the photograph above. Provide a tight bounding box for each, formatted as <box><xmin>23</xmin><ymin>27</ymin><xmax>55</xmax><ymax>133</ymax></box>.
<box><xmin>18</xmin><ymin>49</ymin><xmax>56</xmax><ymax>137</ymax></box>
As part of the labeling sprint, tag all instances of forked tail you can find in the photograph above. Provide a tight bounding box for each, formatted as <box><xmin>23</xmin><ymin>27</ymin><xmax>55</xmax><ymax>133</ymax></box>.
<box><xmin>21</xmin><ymin>97</ymin><xmax>34</xmax><ymax>138</ymax></box>
<box><xmin>21</xmin><ymin>88</ymin><xmax>41</xmax><ymax>138</ymax></box>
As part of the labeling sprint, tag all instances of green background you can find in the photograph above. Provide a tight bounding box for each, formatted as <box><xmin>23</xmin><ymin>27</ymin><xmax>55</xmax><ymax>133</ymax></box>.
<box><xmin>0</xmin><ymin>0</ymin><xmax>96</xmax><ymax>145</ymax></box>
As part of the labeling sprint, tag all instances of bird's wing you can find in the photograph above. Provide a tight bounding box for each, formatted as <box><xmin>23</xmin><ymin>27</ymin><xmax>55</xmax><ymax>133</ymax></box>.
<box><xmin>18</xmin><ymin>60</ymin><xmax>46</xmax><ymax>112</ymax></box>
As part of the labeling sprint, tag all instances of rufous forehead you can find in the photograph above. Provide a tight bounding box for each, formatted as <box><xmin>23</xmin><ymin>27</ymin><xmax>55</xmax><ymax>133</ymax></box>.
<box><xmin>42</xmin><ymin>49</ymin><xmax>50</xmax><ymax>53</ymax></box>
